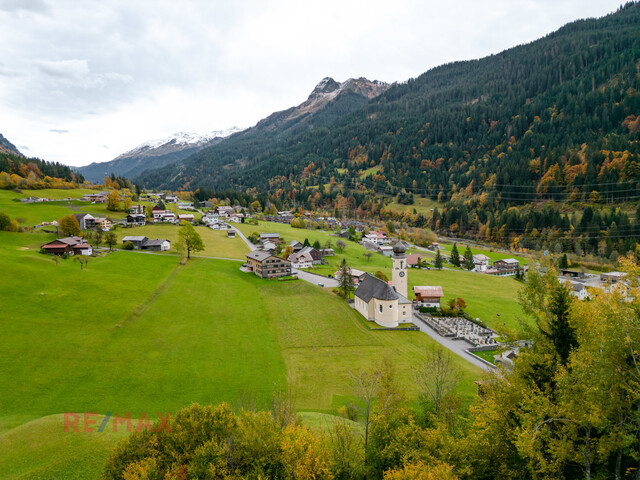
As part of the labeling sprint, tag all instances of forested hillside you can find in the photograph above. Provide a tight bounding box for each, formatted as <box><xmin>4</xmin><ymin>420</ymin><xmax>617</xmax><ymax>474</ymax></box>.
<box><xmin>0</xmin><ymin>151</ymin><xmax>84</xmax><ymax>189</ymax></box>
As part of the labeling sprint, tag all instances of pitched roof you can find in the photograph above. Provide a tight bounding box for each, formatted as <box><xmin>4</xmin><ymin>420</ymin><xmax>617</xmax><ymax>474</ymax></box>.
<box><xmin>246</xmin><ymin>250</ymin><xmax>274</xmax><ymax>262</ymax></box>
<box><xmin>355</xmin><ymin>274</ymin><xmax>400</xmax><ymax>302</ymax></box>
<box><xmin>473</xmin><ymin>254</ymin><xmax>490</xmax><ymax>261</ymax></box>
<box><xmin>413</xmin><ymin>286</ymin><xmax>444</xmax><ymax>298</ymax></box>
<box><xmin>495</xmin><ymin>258</ymin><xmax>519</xmax><ymax>264</ymax></box>
<box><xmin>405</xmin><ymin>254</ymin><xmax>421</xmax><ymax>265</ymax></box>
<box><xmin>144</xmin><ymin>239</ymin><xmax>170</xmax><ymax>246</ymax></box>
<box><xmin>123</xmin><ymin>236</ymin><xmax>148</xmax><ymax>242</ymax></box>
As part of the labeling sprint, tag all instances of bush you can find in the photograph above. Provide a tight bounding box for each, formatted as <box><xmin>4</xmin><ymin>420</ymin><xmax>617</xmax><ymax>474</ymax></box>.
<box><xmin>123</xmin><ymin>241</ymin><xmax>134</xmax><ymax>250</ymax></box>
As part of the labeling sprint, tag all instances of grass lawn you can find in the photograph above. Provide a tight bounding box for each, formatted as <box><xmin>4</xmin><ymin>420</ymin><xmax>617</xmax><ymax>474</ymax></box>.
<box><xmin>112</xmin><ymin>223</ymin><xmax>250</xmax><ymax>259</ymax></box>
<box><xmin>0</xmin><ymin>229</ymin><xmax>483</xmax><ymax>477</ymax></box>
<box><xmin>0</xmin><ymin>190</ymin><xmax>83</xmax><ymax>227</ymax></box>
<box><xmin>472</xmin><ymin>349</ymin><xmax>499</xmax><ymax>365</ymax></box>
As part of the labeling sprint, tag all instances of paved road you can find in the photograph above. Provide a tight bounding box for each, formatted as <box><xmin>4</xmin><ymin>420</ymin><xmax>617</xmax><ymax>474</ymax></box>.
<box><xmin>293</xmin><ymin>268</ymin><xmax>339</xmax><ymax>288</ymax></box>
<box><xmin>411</xmin><ymin>313</ymin><xmax>495</xmax><ymax>372</ymax></box>
<box><xmin>228</xmin><ymin>225</ymin><xmax>258</xmax><ymax>251</ymax></box>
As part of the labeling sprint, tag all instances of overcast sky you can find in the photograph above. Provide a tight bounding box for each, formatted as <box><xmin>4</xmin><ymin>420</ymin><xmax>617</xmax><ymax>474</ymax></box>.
<box><xmin>0</xmin><ymin>0</ymin><xmax>625</xmax><ymax>167</ymax></box>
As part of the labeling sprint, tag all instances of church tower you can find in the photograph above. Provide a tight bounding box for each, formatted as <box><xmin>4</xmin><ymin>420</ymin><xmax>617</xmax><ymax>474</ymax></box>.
<box><xmin>391</xmin><ymin>242</ymin><xmax>408</xmax><ymax>299</ymax></box>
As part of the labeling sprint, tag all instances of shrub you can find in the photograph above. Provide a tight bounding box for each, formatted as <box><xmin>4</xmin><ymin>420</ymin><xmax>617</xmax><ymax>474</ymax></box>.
<box><xmin>123</xmin><ymin>241</ymin><xmax>134</xmax><ymax>250</ymax></box>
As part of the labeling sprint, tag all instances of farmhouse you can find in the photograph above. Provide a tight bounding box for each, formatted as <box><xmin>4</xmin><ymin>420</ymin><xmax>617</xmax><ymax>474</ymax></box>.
<box><xmin>73</xmin><ymin>213</ymin><xmax>95</xmax><ymax>230</ymax></box>
<box><xmin>413</xmin><ymin>286</ymin><xmax>444</xmax><ymax>308</ymax></box>
<box><xmin>299</xmin><ymin>246</ymin><xmax>322</xmax><ymax>264</ymax></box>
<box><xmin>141</xmin><ymin>239</ymin><xmax>171</xmax><ymax>251</ymax></box>
<box><xmin>122</xmin><ymin>236</ymin><xmax>148</xmax><ymax>249</ymax></box>
<box><xmin>126</xmin><ymin>214</ymin><xmax>146</xmax><ymax>226</ymax></box>
<box><xmin>177</xmin><ymin>214</ymin><xmax>195</xmax><ymax>223</ymax></box>
<box><xmin>245</xmin><ymin>251</ymin><xmax>292</xmax><ymax>278</ymax></box>
<box><xmin>354</xmin><ymin>243</ymin><xmax>411</xmax><ymax>328</ymax></box>
<box><xmin>41</xmin><ymin>236</ymin><xmax>92</xmax><ymax>256</ymax></box>
<box><xmin>473</xmin><ymin>254</ymin><xmax>490</xmax><ymax>272</ymax></box>
<box><xmin>288</xmin><ymin>251</ymin><xmax>314</xmax><ymax>269</ymax></box>
<box><xmin>94</xmin><ymin>218</ymin><xmax>112</xmax><ymax>231</ymax></box>
<box><xmin>129</xmin><ymin>205</ymin><xmax>145</xmax><ymax>215</ymax></box>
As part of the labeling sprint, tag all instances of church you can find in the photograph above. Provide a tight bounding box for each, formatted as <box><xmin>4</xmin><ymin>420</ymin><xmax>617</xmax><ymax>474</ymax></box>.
<box><xmin>353</xmin><ymin>243</ymin><xmax>412</xmax><ymax>327</ymax></box>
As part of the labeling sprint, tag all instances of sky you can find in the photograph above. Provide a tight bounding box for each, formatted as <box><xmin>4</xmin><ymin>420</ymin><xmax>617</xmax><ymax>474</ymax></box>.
<box><xmin>0</xmin><ymin>0</ymin><xmax>626</xmax><ymax>167</ymax></box>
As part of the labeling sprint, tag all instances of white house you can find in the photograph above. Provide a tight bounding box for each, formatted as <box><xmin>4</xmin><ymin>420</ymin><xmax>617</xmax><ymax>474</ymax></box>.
<box><xmin>473</xmin><ymin>254</ymin><xmax>490</xmax><ymax>272</ymax></box>
<box><xmin>288</xmin><ymin>251</ymin><xmax>314</xmax><ymax>269</ymax></box>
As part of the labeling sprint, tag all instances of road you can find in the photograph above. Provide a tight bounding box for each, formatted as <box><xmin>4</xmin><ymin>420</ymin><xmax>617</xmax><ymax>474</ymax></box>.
<box><xmin>292</xmin><ymin>268</ymin><xmax>339</xmax><ymax>288</ymax></box>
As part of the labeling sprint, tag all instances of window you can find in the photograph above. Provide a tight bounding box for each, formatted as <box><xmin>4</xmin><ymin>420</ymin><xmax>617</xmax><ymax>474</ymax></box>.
<box><xmin>379</xmin><ymin>304</ymin><xmax>382</xmax><ymax>313</ymax></box>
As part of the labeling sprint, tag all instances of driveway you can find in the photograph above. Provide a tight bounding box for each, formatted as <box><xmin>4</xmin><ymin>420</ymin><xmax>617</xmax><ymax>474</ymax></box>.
<box><xmin>293</xmin><ymin>268</ymin><xmax>339</xmax><ymax>288</ymax></box>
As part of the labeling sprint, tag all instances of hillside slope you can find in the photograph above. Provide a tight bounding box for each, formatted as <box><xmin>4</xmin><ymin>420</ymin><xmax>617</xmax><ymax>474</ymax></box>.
<box><xmin>138</xmin><ymin>3</ymin><xmax>640</xmax><ymax>202</ymax></box>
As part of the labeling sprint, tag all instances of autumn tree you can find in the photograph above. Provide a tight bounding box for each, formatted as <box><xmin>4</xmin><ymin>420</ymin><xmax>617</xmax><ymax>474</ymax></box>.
<box><xmin>176</xmin><ymin>220</ymin><xmax>204</xmax><ymax>259</ymax></box>
<box><xmin>58</xmin><ymin>215</ymin><xmax>81</xmax><ymax>237</ymax></box>
<box><xmin>106</xmin><ymin>189</ymin><xmax>120</xmax><ymax>211</ymax></box>
<box><xmin>415</xmin><ymin>347</ymin><xmax>461</xmax><ymax>429</ymax></box>
<box><xmin>336</xmin><ymin>239</ymin><xmax>346</xmax><ymax>253</ymax></box>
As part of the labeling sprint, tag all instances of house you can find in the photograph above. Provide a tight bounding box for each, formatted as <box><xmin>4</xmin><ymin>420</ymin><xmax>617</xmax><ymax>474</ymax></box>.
<box><xmin>378</xmin><ymin>245</ymin><xmax>394</xmax><ymax>257</ymax></box>
<box><xmin>406</xmin><ymin>254</ymin><xmax>422</xmax><ymax>268</ymax></box>
<box><xmin>288</xmin><ymin>251</ymin><xmax>314</xmax><ymax>269</ymax></box>
<box><xmin>20</xmin><ymin>196</ymin><xmax>41</xmax><ymax>203</ymax></box>
<box><xmin>126</xmin><ymin>214</ymin><xmax>146</xmax><ymax>226</ymax></box>
<box><xmin>560</xmin><ymin>269</ymin><xmax>584</xmax><ymax>278</ymax></box>
<box><xmin>129</xmin><ymin>205</ymin><xmax>146</xmax><ymax>215</ymax></box>
<box><xmin>177</xmin><ymin>214</ymin><xmax>195</xmax><ymax>223</ymax></box>
<box><xmin>600</xmin><ymin>271</ymin><xmax>626</xmax><ymax>284</ymax></box>
<box><xmin>141</xmin><ymin>239</ymin><xmax>171</xmax><ymax>251</ymax></box>
<box><xmin>473</xmin><ymin>254</ymin><xmax>490</xmax><ymax>272</ymax></box>
<box><xmin>354</xmin><ymin>247</ymin><xmax>411</xmax><ymax>328</ymax></box>
<box><xmin>289</xmin><ymin>240</ymin><xmax>304</xmax><ymax>253</ymax></box>
<box><xmin>202</xmin><ymin>213</ymin><xmax>220</xmax><ymax>225</ymax></box>
<box><xmin>560</xmin><ymin>279</ymin><xmax>589</xmax><ymax>301</ymax></box>
<box><xmin>259</xmin><ymin>233</ymin><xmax>280</xmax><ymax>242</ymax></box>
<box><xmin>122</xmin><ymin>236</ymin><xmax>148</xmax><ymax>249</ymax></box>
<box><xmin>493</xmin><ymin>258</ymin><xmax>519</xmax><ymax>270</ymax></box>
<box><xmin>299</xmin><ymin>246</ymin><xmax>322</xmax><ymax>264</ymax></box>
<box><xmin>176</xmin><ymin>201</ymin><xmax>194</xmax><ymax>210</ymax></box>
<box><xmin>334</xmin><ymin>267</ymin><xmax>367</xmax><ymax>285</ymax></box>
<box><xmin>81</xmin><ymin>193</ymin><xmax>108</xmax><ymax>203</ymax></box>
<box><xmin>261</xmin><ymin>240</ymin><xmax>277</xmax><ymax>253</ymax></box>
<box><xmin>228</xmin><ymin>213</ymin><xmax>245</xmax><ymax>223</ymax></box>
<box><xmin>413</xmin><ymin>286</ymin><xmax>444</xmax><ymax>308</ymax></box>
<box><xmin>338</xmin><ymin>230</ymin><xmax>351</xmax><ymax>238</ymax></box>
<box><xmin>245</xmin><ymin>251</ymin><xmax>292</xmax><ymax>278</ymax></box>
<box><xmin>73</xmin><ymin>213</ymin><xmax>95</xmax><ymax>230</ymax></box>
<box><xmin>93</xmin><ymin>218</ymin><xmax>112</xmax><ymax>231</ymax></box>
<box><xmin>216</xmin><ymin>206</ymin><xmax>235</xmax><ymax>217</ymax></box>
<box><xmin>363</xmin><ymin>231</ymin><xmax>391</xmax><ymax>245</ymax></box>
<box><xmin>41</xmin><ymin>236</ymin><xmax>92</xmax><ymax>256</ymax></box>
<box><xmin>165</xmin><ymin>194</ymin><xmax>179</xmax><ymax>203</ymax></box>
<box><xmin>319</xmin><ymin>248</ymin><xmax>335</xmax><ymax>257</ymax></box>
<box><xmin>153</xmin><ymin>210</ymin><xmax>177</xmax><ymax>223</ymax></box>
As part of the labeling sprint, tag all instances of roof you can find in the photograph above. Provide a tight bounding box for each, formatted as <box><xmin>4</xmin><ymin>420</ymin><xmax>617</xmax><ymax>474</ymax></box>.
<box><xmin>413</xmin><ymin>286</ymin><xmax>444</xmax><ymax>298</ymax></box>
<box><xmin>405</xmin><ymin>254</ymin><xmax>421</xmax><ymax>266</ymax></box>
<box><xmin>495</xmin><ymin>258</ymin><xmax>519</xmax><ymax>264</ymax></box>
<box><xmin>355</xmin><ymin>274</ymin><xmax>400</xmax><ymax>302</ymax></box>
<box><xmin>144</xmin><ymin>239</ymin><xmax>170</xmax><ymax>246</ymax></box>
<box><xmin>290</xmin><ymin>240</ymin><xmax>303</xmax><ymax>247</ymax></box>
<box><xmin>123</xmin><ymin>236</ymin><xmax>148</xmax><ymax>242</ymax></box>
<box><xmin>260</xmin><ymin>233</ymin><xmax>280</xmax><ymax>239</ymax></box>
<box><xmin>288</xmin><ymin>252</ymin><xmax>313</xmax><ymax>262</ymax></box>
<box><xmin>73</xmin><ymin>213</ymin><xmax>93</xmax><ymax>220</ymax></box>
<box><xmin>473</xmin><ymin>254</ymin><xmax>490</xmax><ymax>261</ymax></box>
<box><xmin>602</xmin><ymin>271</ymin><xmax>626</xmax><ymax>277</ymax></box>
<box><xmin>246</xmin><ymin>250</ymin><xmax>274</xmax><ymax>262</ymax></box>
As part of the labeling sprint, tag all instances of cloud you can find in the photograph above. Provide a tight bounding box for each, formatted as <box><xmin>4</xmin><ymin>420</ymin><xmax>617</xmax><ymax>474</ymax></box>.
<box><xmin>35</xmin><ymin>59</ymin><xmax>89</xmax><ymax>80</ymax></box>
<box><xmin>49</xmin><ymin>129</ymin><xmax>68</xmax><ymax>134</ymax></box>
<box><xmin>0</xmin><ymin>0</ymin><xmax>50</xmax><ymax>15</ymax></box>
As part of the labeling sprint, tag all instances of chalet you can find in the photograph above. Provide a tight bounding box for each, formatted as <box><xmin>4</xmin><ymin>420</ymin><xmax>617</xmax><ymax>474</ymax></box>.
<box><xmin>141</xmin><ymin>239</ymin><xmax>171</xmax><ymax>251</ymax></box>
<box><xmin>126</xmin><ymin>214</ymin><xmax>146</xmax><ymax>226</ymax></box>
<box><xmin>363</xmin><ymin>231</ymin><xmax>391</xmax><ymax>245</ymax></box>
<box><xmin>493</xmin><ymin>258</ymin><xmax>520</xmax><ymax>270</ymax></box>
<box><xmin>228</xmin><ymin>213</ymin><xmax>245</xmax><ymax>223</ymax></box>
<box><xmin>177</xmin><ymin>214</ymin><xmax>195</xmax><ymax>223</ymax></box>
<box><xmin>288</xmin><ymin>251</ymin><xmax>314</xmax><ymax>269</ymax></box>
<box><xmin>41</xmin><ymin>236</ymin><xmax>92</xmax><ymax>256</ymax></box>
<box><xmin>413</xmin><ymin>286</ymin><xmax>444</xmax><ymax>308</ymax></box>
<box><xmin>473</xmin><ymin>254</ymin><xmax>490</xmax><ymax>272</ymax></box>
<box><xmin>600</xmin><ymin>271</ymin><xmax>626</xmax><ymax>284</ymax></box>
<box><xmin>354</xmin><ymin>274</ymin><xmax>411</xmax><ymax>328</ymax></box>
<box><xmin>299</xmin><ymin>246</ymin><xmax>322</xmax><ymax>264</ymax></box>
<box><xmin>245</xmin><ymin>251</ymin><xmax>291</xmax><ymax>278</ymax></box>
<box><xmin>74</xmin><ymin>213</ymin><xmax>95</xmax><ymax>230</ymax></box>
<box><xmin>153</xmin><ymin>210</ymin><xmax>176</xmax><ymax>223</ymax></box>
<box><xmin>216</xmin><ymin>206</ymin><xmax>235</xmax><ymax>217</ymax></box>
<box><xmin>289</xmin><ymin>240</ymin><xmax>304</xmax><ymax>253</ymax></box>
<box><xmin>406</xmin><ymin>254</ymin><xmax>422</xmax><ymax>268</ymax></box>
<box><xmin>94</xmin><ymin>218</ymin><xmax>112</xmax><ymax>231</ymax></box>
<box><xmin>122</xmin><ymin>236</ymin><xmax>148</xmax><ymax>249</ymax></box>
<box><xmin>334</xmin><ymin>267</ymin><xmax>367</xmax><ymax>285</ymax></box>
<box><xmin>129</xmin><ymin>205</ymin><xmax>145</xmax><ymax>215</ymax></box>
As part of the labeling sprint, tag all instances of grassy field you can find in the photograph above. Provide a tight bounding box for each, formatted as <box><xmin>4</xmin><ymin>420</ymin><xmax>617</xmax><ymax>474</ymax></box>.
<box><xmin>112</xmin><ymin>223</ymin><xmax>250</xmax><ymax>259</ymax></box>
<box><xmin>0</xmin><ymin>228</ymin><xmax>483</xmax><ymax>477</ymax></box>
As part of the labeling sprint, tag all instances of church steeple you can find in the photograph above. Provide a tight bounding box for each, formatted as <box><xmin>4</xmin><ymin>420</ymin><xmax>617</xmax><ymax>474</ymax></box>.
<box><xmin>391</xmin><ymin>242</ymin><xmax>407</xmax><ymax>299</ymax></box>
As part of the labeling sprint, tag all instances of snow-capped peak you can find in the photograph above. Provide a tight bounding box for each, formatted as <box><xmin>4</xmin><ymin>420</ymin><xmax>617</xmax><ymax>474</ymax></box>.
<box><xmin>124</xmin><ymin>126</ymin><xmax>244</xmax><ymax>155</ymax></box>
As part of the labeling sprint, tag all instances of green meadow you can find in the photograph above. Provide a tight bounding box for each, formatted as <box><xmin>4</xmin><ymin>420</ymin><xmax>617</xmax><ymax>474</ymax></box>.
<box><xmin>0</xmin><ymin>225</ymin><xmax>483</xmax><ymax>478</ymax></box>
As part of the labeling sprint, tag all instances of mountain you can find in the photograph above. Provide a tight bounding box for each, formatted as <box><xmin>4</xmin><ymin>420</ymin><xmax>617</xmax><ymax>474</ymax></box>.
<box><xmin>137</xmin><ymin>77</ymin><xmax>389</xmax><ymax>189</ymax></box>
<box><xmin>0</xmin><ymin>133</ymin><xmax>23</xmax><ymax>157</ymax></box>
<box><xmin>137</xmin><ymin>3</ymin><xmax>640</xmax><ymax>204</ymax></box>
<box><xmin>76</xmin><ymin>127</ymin><xmax>243</xmax><ymax>182</ymax></box>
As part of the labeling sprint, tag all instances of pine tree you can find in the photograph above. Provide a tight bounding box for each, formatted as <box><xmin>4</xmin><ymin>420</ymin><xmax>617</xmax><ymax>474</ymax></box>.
<box><xmin>450</xmin><ymin>243</ymin><xmax>460</xmax><ymax>267</ymax></box>
<box><xmin>434</xmin><ymin>249</ymin><xmax>443</xmax><ymax>270</ymax></box>
<box><xmin>338</xmin><ymin>258</ymin><xmax>355</xmax><ymax>299</ymax></box>
<box><xmin>559</xmin><ymin>253</ymin><xmax>569</xmax><ymax>269</ymax></box>
<box><xmin>463</xmin><ymin>246</ymin><xmax>475</xmax><ymax>271</ymax></box>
